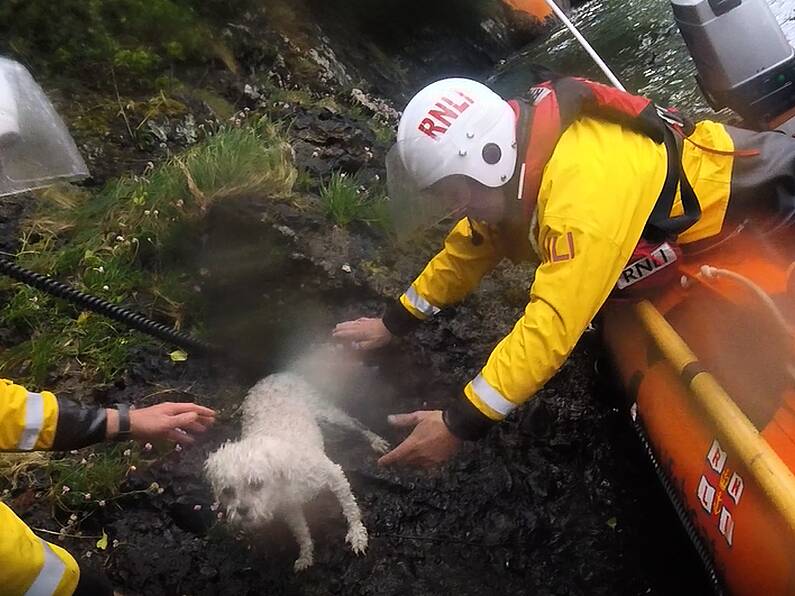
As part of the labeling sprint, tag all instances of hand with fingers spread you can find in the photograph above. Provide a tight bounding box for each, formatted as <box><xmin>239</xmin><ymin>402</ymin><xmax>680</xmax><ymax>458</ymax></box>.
<box><xmin>113</xmin><ymin>402</ymin><xmax>216</xmax><ymax>445</ymax></box>
<box><xmin>332</xmin><ymin>317</ymin><xmax>393</xmax><ymax>351</ymax></box>
<box><xmin>377</xmin><ymin>410</ymin><xmax>461</xmax><ymax>469</ymax></box>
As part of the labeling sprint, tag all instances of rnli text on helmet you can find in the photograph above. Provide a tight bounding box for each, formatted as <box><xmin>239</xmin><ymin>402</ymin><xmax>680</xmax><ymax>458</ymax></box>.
<box><xmin>417</xmin><ymin>91</ymin><xmax>476</xmax><ymax>141</ymax></box>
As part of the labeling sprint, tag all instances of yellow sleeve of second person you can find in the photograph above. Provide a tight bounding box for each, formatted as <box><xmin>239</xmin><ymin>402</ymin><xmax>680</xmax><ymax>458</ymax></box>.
<box><xmin>0</xmin><ymin>503</ymin><xmax>79</xmax><ymax>595</ymax></box>
<box><xmin>0</xmin><ymin>378</ymin><xmax>59</xmax><ymax>451</ymax></box>
<box><xmin>400</xmin><ymin>218</ymin><xmax>503</xmax><ymax>320</ymax></box>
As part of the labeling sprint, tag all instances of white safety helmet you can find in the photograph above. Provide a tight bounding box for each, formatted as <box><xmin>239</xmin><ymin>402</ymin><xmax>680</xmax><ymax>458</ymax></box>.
<box><xmin>0</xmin><ymin>57</ymin><xmax>88</xmax><ymax>197</ymax></box>
<box><xmin>386</xmin><ymin>77</ymin><xmax>517</xmax><ymax>236</ymax></box>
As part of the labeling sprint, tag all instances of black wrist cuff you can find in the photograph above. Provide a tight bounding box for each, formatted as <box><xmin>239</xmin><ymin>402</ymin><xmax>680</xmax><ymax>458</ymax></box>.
<box><xmin>382</xmin><ymin>299</ymin><xmax>423</xmax><ymax>337</ymax></box>
<box><xmin>114</xmin><ymin>403</ymin><xmax>133</xmax><ymax>442</ymax></box>
<box><xmin>53</xmin><ymin>399</ymin><xmax>107</xmax><ymax>450</ymax></box>
<box><xmin>443</xmin><ymin>394</ymin><xmax>496</xmax><ymax>441</ymax></box>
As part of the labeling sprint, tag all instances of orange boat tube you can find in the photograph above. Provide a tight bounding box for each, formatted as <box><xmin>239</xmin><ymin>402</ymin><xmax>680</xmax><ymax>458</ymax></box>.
<box><xmin>604</xmin><ymin>231</ymin><xmax>795</xmax><ymax>594</ymax></box>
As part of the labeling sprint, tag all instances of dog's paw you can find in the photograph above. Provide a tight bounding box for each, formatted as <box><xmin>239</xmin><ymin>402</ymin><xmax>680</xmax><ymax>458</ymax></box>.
<box><xmin>366</xmin><ymin>432</ymin><xmax>390</xmax><ymax>454</ymax></box>
<box><xmin>346</xmin><ymin>522</ymin><xmax>368</xmax><ymax>555</ymax></box>
<box><xmin>294</xmin><ymin>552</ymin><xmax>314</xmax><ymax>572</ymax></box>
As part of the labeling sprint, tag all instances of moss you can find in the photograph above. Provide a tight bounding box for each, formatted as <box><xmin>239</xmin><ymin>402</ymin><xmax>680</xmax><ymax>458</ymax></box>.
<box><xmin>0</xmin><ymin>119</ymin><xmax>297</xmax><ymax>385</ymax></box>
<box><xmin>0</xmin><ymin>0</ymin><xmax>225</xmax><ymax>90</ymax></box>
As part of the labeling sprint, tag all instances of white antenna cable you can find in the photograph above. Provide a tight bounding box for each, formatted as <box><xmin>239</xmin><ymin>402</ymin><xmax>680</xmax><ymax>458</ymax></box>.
<box><xmin>542</xmin><ymin>0</ymin><xmax>627</xmax><ymax>91</ymax></box>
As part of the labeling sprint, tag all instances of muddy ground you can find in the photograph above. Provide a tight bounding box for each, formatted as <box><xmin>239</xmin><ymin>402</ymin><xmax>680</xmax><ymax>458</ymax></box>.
<box><xmin>2</xmin><ymin>2</ymin><xmax>714</xmax><ymax>592</ymax></box>
<box><xmin>10</xmin><ymin>189</ymin><xmax>714</xmax><ymax>595</ymax></box>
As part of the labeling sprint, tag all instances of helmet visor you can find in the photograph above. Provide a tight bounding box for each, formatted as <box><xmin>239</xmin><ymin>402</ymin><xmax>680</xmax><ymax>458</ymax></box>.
<box><xmin>0</xmin><ymin>58</ymin><xmax>88</xmax><ymax>197</ymax></box>
<box><xmin>386</xmin><ymin>141</ymin><xmax>474</xmax><ymax>238</ymax></box>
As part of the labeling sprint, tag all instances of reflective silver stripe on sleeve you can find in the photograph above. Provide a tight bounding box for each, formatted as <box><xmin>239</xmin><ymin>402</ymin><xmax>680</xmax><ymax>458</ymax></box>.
<box><xmin>17</xmin><ymin>392</ymin><xmax>45</xmax><ymax>451</ymax></box>
<box><xmin>25</xmin><ymin>539</ymin><xmax>66</xmax><ymax>596</ymax></box>
<box><xmin>471</xmin><ymin>374</ymin><xmax>516</xmax><ymax>417</ymax></box>
<box><xmin>404</xmin><ymin>287</ymin><xmax>440</xmax><ymax>318</ymax></box>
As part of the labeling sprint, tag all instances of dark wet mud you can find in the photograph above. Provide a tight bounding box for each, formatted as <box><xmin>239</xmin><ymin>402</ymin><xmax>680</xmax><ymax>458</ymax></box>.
<box><xmin>13</xmin><ymin>192</ymin><xmax>713</xmax><ymax>596</ymax></box>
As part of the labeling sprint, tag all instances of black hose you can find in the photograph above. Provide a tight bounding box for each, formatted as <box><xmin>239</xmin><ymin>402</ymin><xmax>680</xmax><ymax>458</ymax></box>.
<box><xmin>0</xmin><ymin>256</ymin><xmax>217</xmax><ymax>356</ymax></box>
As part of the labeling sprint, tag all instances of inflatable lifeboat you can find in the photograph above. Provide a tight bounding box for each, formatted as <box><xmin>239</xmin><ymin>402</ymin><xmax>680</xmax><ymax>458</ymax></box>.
<box><xmin>604</xmin><ymin>231</ymin><xmax>795</xmax><ymax>594</ymax></box>
<box><xmin>601</xmin><ymin>1</ymin><xmax>795</xmax><ymax>593</ymax></box>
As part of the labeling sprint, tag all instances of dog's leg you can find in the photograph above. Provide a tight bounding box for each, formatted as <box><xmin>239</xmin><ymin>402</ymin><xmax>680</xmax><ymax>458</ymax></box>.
<box><xmin>314</xmin><ymin>402</ymin><xmax>389</xmax><ymax>454</ymax></box>
<box><xmin>324</xmin><ymin>461</ymin><xmax>368</xmax><ymax>555</ymax></box>
<box><xmin>284</xmin><ymin>505</ymin><xmax>314</xmax><ymax>572</ymax></box>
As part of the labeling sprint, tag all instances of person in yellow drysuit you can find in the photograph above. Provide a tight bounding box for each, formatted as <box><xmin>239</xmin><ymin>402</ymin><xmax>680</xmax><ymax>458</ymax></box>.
<box><xmin>0</xmin><ymin>57</ymin><xmax>217</xmax><ymax>595</ymax></box>
<box><xmin>334</xmin><ymin>76</ymin><xmax>795</xmax><ymax>468</ymax></box>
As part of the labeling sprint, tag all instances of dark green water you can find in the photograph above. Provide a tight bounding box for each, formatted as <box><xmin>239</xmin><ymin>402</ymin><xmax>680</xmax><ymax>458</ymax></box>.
<box><xmin>492</xmin><ymin>0</ymin><xmax>795</xmax><ymax>118</ymax></box>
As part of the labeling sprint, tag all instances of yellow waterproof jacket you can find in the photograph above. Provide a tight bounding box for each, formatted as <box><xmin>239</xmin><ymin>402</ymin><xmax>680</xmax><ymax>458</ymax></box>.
<box><xmin>385</xmin><ymin>117</ymin><xmax>734</xmax><ymax>437</ymax></box>
<box><xmin>0</xmin><ymin>379</ymin><xmax>108</xmax><ymax>595</ymax></box>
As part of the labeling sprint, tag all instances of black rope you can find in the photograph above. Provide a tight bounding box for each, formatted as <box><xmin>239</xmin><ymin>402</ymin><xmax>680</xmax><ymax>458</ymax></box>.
<box><xmin>0</xmin><ymin>256</ymin><xmax>217</xmax><ymax>356</ymax></box>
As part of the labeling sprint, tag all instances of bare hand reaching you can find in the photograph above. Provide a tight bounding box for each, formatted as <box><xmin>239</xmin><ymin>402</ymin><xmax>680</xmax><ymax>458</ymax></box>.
<box><xmin>332</xmin><ymin>317</ymin><xmax>393</xmax><ymax>350</ymax></box>
<box><xmin>107</xmin><ymin>402</ymin><xmax>216</xmax><ymax>445</ymax></box>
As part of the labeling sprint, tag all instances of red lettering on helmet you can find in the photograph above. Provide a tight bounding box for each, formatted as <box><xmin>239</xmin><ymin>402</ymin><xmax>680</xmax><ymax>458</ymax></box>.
<box><xmin>418</xmin><ymin>117</ymin><xmax>447</xmax><ymax>140</ymax></box>
<box><xmin>428</xmin><ymin>102</ymin><xmax>459</xmax><ymax>127</ymax></box>
<box><xmin>457</xmin><ymin>90</ymin><xmax>475</xmax><ymax>104</ymax></box>
<box><xmin>440</xmin><ymin>95</ymin><xmax>471</xmax><ymax>114</ymax></box>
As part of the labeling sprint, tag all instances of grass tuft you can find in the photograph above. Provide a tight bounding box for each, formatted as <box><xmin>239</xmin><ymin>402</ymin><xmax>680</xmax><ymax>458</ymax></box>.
<box><xmin>0</xmin><ymin>119</ymin><xmax>296</xmax><ymax>385</ymax></box>
<box><xmin>320</xmin><ymin>171</ymin><xmax>391</xmax><ymax>231</ymax></box>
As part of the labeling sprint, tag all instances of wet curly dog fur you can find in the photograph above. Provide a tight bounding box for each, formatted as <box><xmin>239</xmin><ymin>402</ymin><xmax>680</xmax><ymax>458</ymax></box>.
<box><xmin>204</xmin><ymin>372</ymin><xmax>388</xmax><ymax>571</ymax></box>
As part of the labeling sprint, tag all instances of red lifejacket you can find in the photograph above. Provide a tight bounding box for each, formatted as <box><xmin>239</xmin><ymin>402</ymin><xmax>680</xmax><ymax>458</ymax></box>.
<box><xmin>507</xmin><ymin>77</ymin><xmax>701</xmax><ymax>240</ymax></box>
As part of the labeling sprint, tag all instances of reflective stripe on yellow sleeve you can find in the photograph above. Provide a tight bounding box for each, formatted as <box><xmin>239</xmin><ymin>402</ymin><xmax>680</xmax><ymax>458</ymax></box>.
<box><xmin>18</xmin><ymin>392</ymin><xmax>45</xmax><ymax>451</ymax></box>
<box><xmin>25</xmin><ymin>539</ymin><xmax>67</xmax><ymax>596</ymax></box>
<box><xmin>400</xmin><ymin>286</ymin><xmax>441</xmax><ymax>319</ymax></box>
<box><xmin>0</xmin><ymin>381</ymin><xmax>59</xmax><ymax>451</ymax></box>
<box><xmin>464</xmin><ymin>375</ymin><xmax>517</xmax><ymax>421</ymax></box>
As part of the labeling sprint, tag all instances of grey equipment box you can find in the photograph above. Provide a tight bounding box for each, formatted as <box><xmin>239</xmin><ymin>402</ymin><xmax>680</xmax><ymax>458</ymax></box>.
<box><xmin>671</xmin><ymin>0</ymin><xmax>795</xmax><ymax>132</ymax></box>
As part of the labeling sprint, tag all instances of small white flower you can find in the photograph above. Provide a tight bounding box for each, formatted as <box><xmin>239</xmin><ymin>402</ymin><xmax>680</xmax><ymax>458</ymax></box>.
<box><xmin>175</xmin><ymin>444</ymin><xmax>183</xmax><ymax>453</ymax></box>
<box><xmin>217</xmin><ymin>512</ymin><xmax>224</xmax><ymax>520</ymax></box>
<box><xmin>340</xmin><ymin>172</ymin><xmax>347</xmax><ymax>178</ymax></box>
<box><xmin>175</xmin><ymin>199</ymin><xmax>184</xmax><ymax>208</ymax></box>
<box><xmin>80</xmin><ymin>458</ymin><xmax>87</xmax><ymax>465</ymax></box>
<box><xmin>157</xmin><ymin>487</ymin><xmax>164</xmax><ymax>495</ymax></box>
<box><xmin>112</xmin><ymin>539</ymin><xmax>120</xmax><ymax>548</ymax></box>
<box><xmin>143</xmin><ymin>442</ymin><xmax>153</xmax><ymax>452</ymax></box>
<box><xmin>364</xmin><ymin>146</ymin><xmax>371</xmax><ymax>152</ymax></box>
<box><xmin>311</xmin><ymin>150</ymin><xmax>319</xmax><ymax>158</ymax></box>
<box><xmin>153</xmin><ymin>210</ymin><xmax>159</xmax><ymax>216</ymax></box>
<box><xmin>129</xmin><ymin>465</ymin><xmax>137</xmax><ymax>472</ymax></box>
<box><xmin>210</xmin><ymin>501</ymin><xmax>220</xmax><ymax>512</ymax></box>
<box><xmin>116</xmin><ymin>235</ymin><xmax>124</xmax><ymax>242</ymax></box>
<box><xmin>374</xmin><ymin>174</ymin><xmax>380</xmax><ymax>181</ymax></box>
<box><xmin>123</xmin><ymin>449</ymin><xmax>131</xmax><ymax>457</ymax></box>
<box><xmin>84</xmin><ymin>493</ymin><xmax>91</xmax><ymax>500</ymax></box>
<box><xmin>96</xmin><ymin>266</ymin><xmax>104</xmax><ymax>273</ymax></box>
<box><xmin>342</xmin><ymin>264</ymin><xmax>352</xmax><ymax>273</ymax></box>
<box><xmin>69</xmin><ymin>450</ymin><xmax>79</xmax><ymax>455</ymax></box>
<box><xmin>102</xmin><ymin>285</ymin><xmax>110</xmax><ymax>291</ymax></box>
<box><xmin>84</xmin><ymin>551</ymin><xmax>92</xmax><ymax>559</ymax></box>
<box><xmin>98</xmin><ymin>500</ymin><xmax>106</xmax><ymax>507</ymax></box>
<box><xmin>193</xmin><ymin>504</ymin><xmax>202</xmax><ymax>511</ymax></box>
<box><xmin>69</xmin><ymin>514</ymin><xmax>78</xmax><ymax>522</ymax></box>
<box><xmin>61</xmin><ymin>485</ymin><xmax>71</xmax><ymax>494</ymax></box>
<box><xmin>144</xmin><ymin>210</ymin><xmax>151</xmax><ymax>216</ymax></box>
<box><xmin>149</xmin><ymin>482</ymin><xmax>160</xmax><ymax>493</ymax></box>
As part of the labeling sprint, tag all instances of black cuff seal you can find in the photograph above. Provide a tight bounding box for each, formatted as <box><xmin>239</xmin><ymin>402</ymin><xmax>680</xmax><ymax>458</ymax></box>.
<box><xmin>53</xmin><ymin>399</ymin><xmax>107</xmax><ymax>450</ymax></box>
<box><xmin>382</xmin><ymin>299</ymin><xmax>423</xmax><ymax>337</ymax></box>
<box><xmin>443</xmin><ymin>394</ymin><xmax>496</xmax><ymax>441</ymax></box>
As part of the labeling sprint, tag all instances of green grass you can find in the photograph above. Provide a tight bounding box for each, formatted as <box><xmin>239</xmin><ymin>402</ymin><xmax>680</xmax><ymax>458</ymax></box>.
<box><xmin>0</xmin><ymin>118</ymin><xmax>296</xmax><ymax>385</ymax></box>
<box><xmin>320</xmin><ymin>171</ymin><xmax>391</xmax><ymax>231</ymax></box>
<box><xmin>48</xmin><ymin>444</ymin><xmax>142</xmax><ymax>512</ymax></box>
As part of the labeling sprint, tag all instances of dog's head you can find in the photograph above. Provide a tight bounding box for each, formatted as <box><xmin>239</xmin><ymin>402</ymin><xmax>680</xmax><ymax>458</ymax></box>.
<box><xmin>204</xmin><ymin>437</ymin><xmax>289</xmax><ymax>527</ymax></box>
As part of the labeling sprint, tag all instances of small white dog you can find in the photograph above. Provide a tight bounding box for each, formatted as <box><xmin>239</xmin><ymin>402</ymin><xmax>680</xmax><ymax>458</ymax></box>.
<box><xmin>205</xmin><ymin>372</ymin><xmax>389</xmax><ymax>571</ymax></box>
